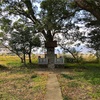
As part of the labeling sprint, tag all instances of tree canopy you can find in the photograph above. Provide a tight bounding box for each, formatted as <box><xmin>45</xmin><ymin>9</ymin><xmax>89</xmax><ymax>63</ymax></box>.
<box><xmin>0</xmin><ymin>0</ymin><xmax>80</xmax><ymax>41</ymax></box>
<box><xmin>75</xmin><ymin>0</ymin><xmax>100</xmax><ymax>21</ymax></box>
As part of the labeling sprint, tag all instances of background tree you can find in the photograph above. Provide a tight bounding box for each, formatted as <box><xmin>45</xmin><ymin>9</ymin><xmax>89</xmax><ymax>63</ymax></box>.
<box><xmin>9</xmin><ymin>20</ymin><xmax>41</xmax><ymax>64</ymax></box>
<box><xmin>75</xmin><ymin>0</ymin><xmax>100</xmax><ymax>62</ymax></box>
<box><xmin>56</xmin><ymin>26</ymin><xmax>83</xmax><ymax>62</ymax></box>
<box><xmin>86</xmin><ymin>27</ymin><xmax>100</xmax><ymax>63</ymax></box>
<box><xmin>0</xmin><ymin>17</ymin><xmax>41</xmax><ymax>64</ymax></box>
<box><xmin>1</xmin><ymin>0</ymin><xmax>99</xmax><ymax>66</ymax></box>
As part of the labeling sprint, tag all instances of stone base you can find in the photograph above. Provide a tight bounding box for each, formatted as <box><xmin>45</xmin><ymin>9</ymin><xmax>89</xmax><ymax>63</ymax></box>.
<box><xmin>48</xmin><ymin>64</ymin><xmax>55</xmax><ymax>69</ymax></box>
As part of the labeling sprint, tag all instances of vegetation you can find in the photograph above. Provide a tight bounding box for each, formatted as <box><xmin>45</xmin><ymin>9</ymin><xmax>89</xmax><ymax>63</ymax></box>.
<box><xmin>0</xmin><ymin>55</ymin><xmax>48</xmax><ymax>100</ymax></box>
<box><xmin>0</xmin><ymin>0</ymin><xmax>82</xmax><ymax>66</ymax></box>
<box><xmin>9</xmin><ymin>20</ymin><xmax>41</xmax><ymax>64</ymax></box>
<box><xmin>0</xmin><ymin>55</ymin><xmax>38</xmax><ymax>67</ymax></box>
<box><xmin>86</xmin><ymin>28</ymin><xmax>100</xmax><ymax>63</ymax></box>
<box><xmin>0</xmin><ymin>68</ymin><xmax>48</xmax><ymax>100</ymax></box>
<box><xmin>0</xmin><ymin>54</ymin><xmax>100</xmax><ymax>100</ymax></box>
<box><xmin>58</xmin><ymin>65</ymin><xmax>100</xmax><ymax>100</ymax></box>
<box><xmin>0</xmin><ymin>0</ymin><xmax>100</xmax><ymax>100</ymax></box>
<box><xmin>75</xmin><ymin>0</ymin><xmax>100</xmax><ymax>21</ymax></box>
<box><xmin>0</xmin><ymin>0</ymin><xmax>100</xmax><ymax>65</ymax></box>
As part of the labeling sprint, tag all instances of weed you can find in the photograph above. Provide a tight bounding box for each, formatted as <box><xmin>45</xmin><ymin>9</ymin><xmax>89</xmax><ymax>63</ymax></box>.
<box><xmin>58</xmin><ymin>64</ymin><xmax>100</xmax><ymax>100</ymax></box>
<box><xmin>63</xmin><ymin>96</ymin><xmax>72</xmax><ymax>100</ymax></box>
<box><xmin>0</xmin><ymin>66</ymin><xmax>48</xmax><ymax>100</ymax></box>
<box><xmin>31</xmin><ymin>74</ymin><xmax>37</xmax><ymax>78</ymax></box>
<box><xmin>0</xmin><ymin>64</ymin><xmax>8</xmax><ymax>70</ymax></box>
<box><xmin>67</xmin><ymin>82</ymin><xmax>79</xmax><ymax>88</ymax></box>
<box><xmin>61</xmin><ymin>74</ymin><xmax>74</xmax><ymax>80</ymax></box>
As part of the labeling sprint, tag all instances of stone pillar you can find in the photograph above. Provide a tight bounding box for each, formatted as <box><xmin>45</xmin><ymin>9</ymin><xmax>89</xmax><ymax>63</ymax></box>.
<box><xmin>47</xmin><ymin>48</ymin><xmax>55</xmax><ymax>68</ymax></box>
<box><xmin>45</xmin><ymin>41</ymin><xmax>57</xmax><ymax>68</ymax></box>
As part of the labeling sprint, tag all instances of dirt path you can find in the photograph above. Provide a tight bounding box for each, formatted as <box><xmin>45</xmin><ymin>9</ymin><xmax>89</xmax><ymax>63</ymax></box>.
<box><xmin>44</xmin><ymin>73</ymin><xmax>63</xmax><ymax>100</ymax></box>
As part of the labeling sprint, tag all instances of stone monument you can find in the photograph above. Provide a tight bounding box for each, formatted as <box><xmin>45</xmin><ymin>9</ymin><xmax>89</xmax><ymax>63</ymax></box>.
<box><xmin>38</xmin><ymin>41</ymin><xmax>64</xmax><ymax>68</ymax></box>
<box><xmin>45</xmin><ymin>41</ymin><xmax>57</xmax><ymax>68</ymax></box>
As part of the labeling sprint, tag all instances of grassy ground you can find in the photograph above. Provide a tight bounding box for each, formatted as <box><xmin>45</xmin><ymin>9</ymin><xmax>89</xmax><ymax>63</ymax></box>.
<box><xmin>0</xmin><ymin>67</ymin><xmax>48</xmax><ymax>100</ymax></box>
<box><xmin>57</xmin><ymin>65</ymin><xmax>100</xmax><ymax>100</ymax></box>
<box><xmin>0</xmin><ymin>55</ymin><xmax>48</xmax><ymax>100</ymax></box>
<box><xmin>0</xmin><ymin>55</ymin><xmax>38</xmax><ymax>67</ymax></box>
<box><xmin>0</xmin><ymin>55</ymin><xmax>100</xmax><ymax>100</ymax></box>
<box><xmin>0</xmin><ymin>55</ymin><xmax>21</xmax><ymax>66</ymax></box>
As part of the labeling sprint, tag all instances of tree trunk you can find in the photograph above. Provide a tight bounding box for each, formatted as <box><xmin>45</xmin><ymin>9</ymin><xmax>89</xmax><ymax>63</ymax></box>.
<box><xmin>76</xmin><ymin>53</ymin><xmax>79</xmax><ymax>63</ymax></box>
<box><xmin>20</xmin><ymin>57</ymin><xmax>23</xmax><ymax>63</ymax></box>
<box><xmin>28</xmin><ymin>46</ymin><xmax>32</xmax><ymax>63</ymax></box>
<box><xmin>45</xmin><ymin>41</ymin><xmax>57</xmax><ymax>68</ymax></box>
<box><xmin>28</xmin><ymin>53</ymin><xmax>32</xmax><ymax>63</ymax></box>
<box><xmin>96</xmin><ymin>51</ymin><xmax>100</xmax><ymax>63</ymax></box>
<box><xmin>23</xmin><ymin>53</ymin><xmax>26</xmax><ymax>64</ymax></box>
<box><xmin>60</xmin><ymin>45</ymin><xmax>78</xmax><ymax>61</ymax></box>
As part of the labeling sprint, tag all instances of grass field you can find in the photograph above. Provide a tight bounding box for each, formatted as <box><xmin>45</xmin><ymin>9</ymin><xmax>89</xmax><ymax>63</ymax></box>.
<box><xmin>0</xmin><ymin>55</ymin><xmax>100</xmax><ymax>100</ymax></box>
<box><xmin>57</xmin><ymin>65</ymin><xmax>100</xmax><ymax>100</ymax></box>
<box><xmin>0</xmin><ymin>68</ymin><xmax>48</xmax><ymax>100</ymax></box>
<box><xmin>0</xmin><ymin>55</ymin><xmax>38</xmax><ymax>67</ymax></box>
<box><xmin>0</xmin><ymin>55</ymin><xmax>48</xmax><ymax>100</ymax></box>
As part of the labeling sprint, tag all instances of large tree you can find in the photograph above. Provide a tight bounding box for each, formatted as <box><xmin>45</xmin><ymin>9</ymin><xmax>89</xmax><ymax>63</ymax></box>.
<box><xmin>74</xmin><ymin>0</ymin><xmax>100</xmax><ymax>62</ymax></box>
<box><xmin>0</xmin><ymin>0</ymin><xmax>79</xmax><ymax>68</ymax></box>
<box><xmin>75</xmin><ymin>0</ymin><xmax>100</xmax><ymax>21</ymax></box>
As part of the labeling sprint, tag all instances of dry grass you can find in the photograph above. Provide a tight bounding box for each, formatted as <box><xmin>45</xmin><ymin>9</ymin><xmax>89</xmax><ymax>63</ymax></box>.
<box><xmin>81</xmin><ymin>54</ymin><xmax>96</xmax><ymax>62</ymax></box>
<box><xmin>0</xmin><ymin>55</ymin><xmax>100</xmax><ymax>100</ymax></box>
<box><xmin>57</xmin><ymin>67</ymin><xmax>100</xmax><ymax>100</ymax></box>
<box><xmin>0</xmin><ymin>67</ymin><xmax>48</xmax><ymax>100</ymax></box>
<box><xmin>0</xmin><ymin>54</ymin><xmax>48</xmax><ymax>100</ymax></box>
<box><xmin>0</xmin><ymin>55</ymin><xmax>21</xmax><ymax>67</ymax></box>
<box><xmin>0</xmin><ymin>55</ymin><xmax>38</xmax><ymax>67</ymax></box>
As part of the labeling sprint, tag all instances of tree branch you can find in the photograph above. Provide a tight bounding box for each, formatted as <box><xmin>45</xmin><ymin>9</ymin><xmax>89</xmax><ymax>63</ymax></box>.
<box><xmin>59</xmin><ymin>44</ymin><xmax>77</xmax><ymax>60</ymax></box>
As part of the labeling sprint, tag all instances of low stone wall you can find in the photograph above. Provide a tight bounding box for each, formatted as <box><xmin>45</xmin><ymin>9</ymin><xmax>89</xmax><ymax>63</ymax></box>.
<box><xmin>38</xmin><ymin>56</ymin><xmax>64</xmax><ymax>65</ymax></box>
<box><xmin>55</xmin><ymin>57</ymin><xmax>64</xmax><ymax>64</ymax></box>
<box><xmin>38</xmin><ymin>57</ymin><xmax>48</xmax><ymax>64</ymax></box>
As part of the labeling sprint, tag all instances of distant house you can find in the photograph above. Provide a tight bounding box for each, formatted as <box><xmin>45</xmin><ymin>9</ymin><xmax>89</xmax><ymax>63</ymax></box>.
<box><xmin>0</xmin><ymin>45</ymin><xmax>12</xmax><ymax>55</ymax></box>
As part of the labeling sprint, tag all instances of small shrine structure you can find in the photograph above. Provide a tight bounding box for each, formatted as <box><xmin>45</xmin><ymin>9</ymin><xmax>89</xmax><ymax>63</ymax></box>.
<box><xmin>38</xmin><ymin>41</ymin><xmax>64</xmax><ymax>68</ymax></box>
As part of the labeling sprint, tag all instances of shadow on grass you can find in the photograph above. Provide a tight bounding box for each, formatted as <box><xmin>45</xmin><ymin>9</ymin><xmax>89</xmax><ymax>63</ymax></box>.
<box><xmin>63</xmin><ymin>96</ymin><xmax>72</xmax><ymax>100</ymax></box>
<box><xmin>61</xmin><ymin>74</ymin><xmax>74</xmax><ymax>80</ymax></box>
<box><xmin>64</xmin><ymin>63</ymin><xmax>100</xmax><ymax>70</ymax></box>
<box><xmin>20</xmin><ymin>63</ymin><xmax>40</xmax><ymax>69</ymax></box>
<box><xmin>75</xmin><ymin>69</ymin><xmax>100</xmax><ymax>85</ymax></box>
<box><xmin>0</xmin><ymin>64</ymin><xmax>9</xmax><ymax>71</ymax></box>
<box><xmin>63</xmin><ymin>63</ymin><xmax>100</xmax><ymax>85</ymax></box>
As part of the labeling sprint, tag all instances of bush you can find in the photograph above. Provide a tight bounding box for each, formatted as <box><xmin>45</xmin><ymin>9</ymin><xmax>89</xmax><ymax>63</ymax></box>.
<box><xmin>64</xmin><ymin>57</ymin><xmax>76</xmax><ymax>63</ymax></box>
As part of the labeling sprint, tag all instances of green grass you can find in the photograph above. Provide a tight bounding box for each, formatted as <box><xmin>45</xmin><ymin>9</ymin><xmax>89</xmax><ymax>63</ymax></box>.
<box><xmin>75</xmin><ymin>70</ymin><xmax>100</xmax><ymax>85</ymax></box>
<box><xmin>65</xmin><ymin>63</ymin><xmax>100</xmax><ymax>68</ymax></box>
<box><xmin>0</xmin><ymin>55</ymin><xmax>22</xmax><ymax>67</ymax></box>
<box><xmin>58</xmin><ymin>64</ymin><xmax>100</xmax><ymax>100</ymax></box>
<box><xmin>63</xmin><ymin>96</ymin><xmax>72</xmax><ymax>100</ymax></box>
<box><xmin>61</xmin><ymin>74</ymin><xmax>74</xmax><ymax>80</ymax></box>
<box><xmin>0</xmin><ymin>66</ymin><xmax>48</xmax><ymax>100</ymax></box>
<box><xmin>0</xmin><ymin>55</ymin><xmax>38</xmax><ymax>67</ymax></box>
<box><xmin>0</xmin><ymin>55</ymin><xmax>100</xmax><ymax>100</ymax></box>
<box><xmin>67</xmin><ymin>82</ymin><xmax>79</xmax><ymax>88</ymax></box>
